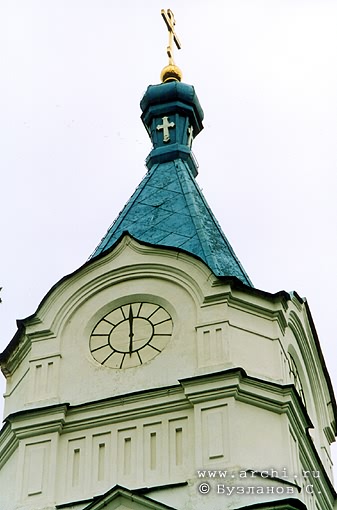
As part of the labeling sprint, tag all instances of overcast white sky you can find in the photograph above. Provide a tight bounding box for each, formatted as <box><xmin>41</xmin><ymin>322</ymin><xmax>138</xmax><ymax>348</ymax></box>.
<box><xmin>0</xmin><ymin>0</ymin><xmax>336</xmax><ymax>469</ymax></box>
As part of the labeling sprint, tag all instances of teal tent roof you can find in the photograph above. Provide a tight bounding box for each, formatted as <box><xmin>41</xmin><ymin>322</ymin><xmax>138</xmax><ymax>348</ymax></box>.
<box><xmin>91</xmin><ymin>158</ymin><xmax>252</xmax><ymax>286</ymax></box>
<box><xmin>91</xmin><ymin>81</ymin><xmax>252</xmax><ymax>287</ymax></box>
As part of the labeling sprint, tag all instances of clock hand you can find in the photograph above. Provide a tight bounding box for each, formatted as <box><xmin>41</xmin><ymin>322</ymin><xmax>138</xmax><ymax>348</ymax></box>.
<box><xmin>128</xmin><ymin>305</ymin><xmax>134</xmax><ymax>356</ymax></box>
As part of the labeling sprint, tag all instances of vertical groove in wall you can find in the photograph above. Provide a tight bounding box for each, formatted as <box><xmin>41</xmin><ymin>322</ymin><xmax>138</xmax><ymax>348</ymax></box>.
<box><xmin>98</xmin><ymin>443</ymin><xmax>105</xmax><ymax>481</ymax></box>
<box><xmin>34</xmin><ymin>365</ymin><xmax>42</xmax><ymax>398</ymax></box>
<box><xmin>124</xmin><ymin>438</ymin><xmax>131</xmax><ymax>475</ymax></box>
<box><xmin>215</xmin><ymin>328</ymin><xmax>222</xmax><ymax>358</ymax></box>
<box><xmin>175</xmin><ymin>427</ymin><xmax>183</xmax><ymax>466</ymax></box>
<box><xmin>203</xmin><ymin>330</ymin><xmax>211</xmax><ymax>363</ymax></box>
<box><xmin>72</xmin><ymin>449</ymin><xmax>80</xmax><ymax>487</ymax></box>
<box><xmin>46</xmin><ymin>362</ymin><xmax>54</xmax><ymax>395</ymax></box>
<box><xmin>150</xmin><ymin>432</ymin><xmax>157</xmax><ymax>470</ymax></box>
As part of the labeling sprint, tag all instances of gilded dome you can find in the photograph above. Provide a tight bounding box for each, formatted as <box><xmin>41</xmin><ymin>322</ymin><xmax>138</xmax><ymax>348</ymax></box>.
<box><xmin>160</xmin><ymin>64</ymin><xmax>182</xmax><ymax>83</ymax></box>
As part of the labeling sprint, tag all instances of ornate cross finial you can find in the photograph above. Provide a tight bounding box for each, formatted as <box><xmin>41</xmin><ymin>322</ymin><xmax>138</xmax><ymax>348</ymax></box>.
<box><xmin>161</xmin><ymin>9</ymin><xmax>181</xmax><ymax>65</ymax></box>
<box><xmin>160</xmin><ymin>9</ymin><xmax>182</xmax><ymax>83</ymax></box>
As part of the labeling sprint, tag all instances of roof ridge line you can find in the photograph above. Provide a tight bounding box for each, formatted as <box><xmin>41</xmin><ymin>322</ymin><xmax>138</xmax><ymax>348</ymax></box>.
<box><xmin>174</xmin><ymin>159</ymin><xmax>253</xmax><ymax>286</ymax></box>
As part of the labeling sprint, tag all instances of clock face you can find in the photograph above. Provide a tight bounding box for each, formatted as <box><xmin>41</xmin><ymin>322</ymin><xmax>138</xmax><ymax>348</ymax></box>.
<box><xmin>90</xmin><ymin>302</ymin><xmax>173</xmax><ymax>369</ymax></box>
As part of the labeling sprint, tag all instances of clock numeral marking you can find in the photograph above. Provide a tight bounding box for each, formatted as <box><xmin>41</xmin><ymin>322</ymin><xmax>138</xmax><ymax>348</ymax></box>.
<box><xmin>148</xmin><ymin>344</ymin><xmax>162</xmax><ymax>353</ymax></box>
<box><xmin>102</xmin><ymin>349</ymin><xmax>116</xmax><ymax>365</ymax></box>
<box><xmin>137</xmin><ymin>351</ymin><xmax>143</xmax><ymax>364</ymax></box>
<box><xmin>91</xmin><ymin>342</ymin><xmax>110</xmax><ymax>353</ymax></box>
<box><xmin>120</xmin><ymin>307</ymin><xmax>127</xmax><ymax>320</ymax></box>
<box><xmin>153</xmin><ymin>333</ymin><xmax>171</xmax><ymax>337</ymax></box>
<box><xmin>91</xmin><ymin>334</ymin><xmax>109</xmax><ymax>337</ymax></box>
<box><xmin>103</xmin><ymin>318</ymin><xmax>115</xmax><ymax>326</ymax></box>
<box><xmin>120</xmin><ymin>353</ymin><xmax>126</xmax><ymax>369</ymax></box>
<box><xmin>147</xmin><ymin>305</ymin><xmax>161</xmax><ymax>320</ymax></box>
<box><xmin>136</xmin><ymin>302</ymin><xmax>143</xmax><ymax>317</ymax></box>
<box><xmin>153</xmin><ymin>317</ymin><xmax>172</xmax><ymax>326</ymax></box>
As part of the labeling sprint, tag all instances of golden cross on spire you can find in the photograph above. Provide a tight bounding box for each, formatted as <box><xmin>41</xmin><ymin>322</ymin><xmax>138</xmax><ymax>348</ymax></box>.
<box><xmin>160</xmin><ymin>9</ymin><xmax>182</xmax><ymax>83</ymax></box>
<box><xmin>161</xmin><ymin>9</ymin><xmax>181</xmax><ymax>66</ymax></box>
